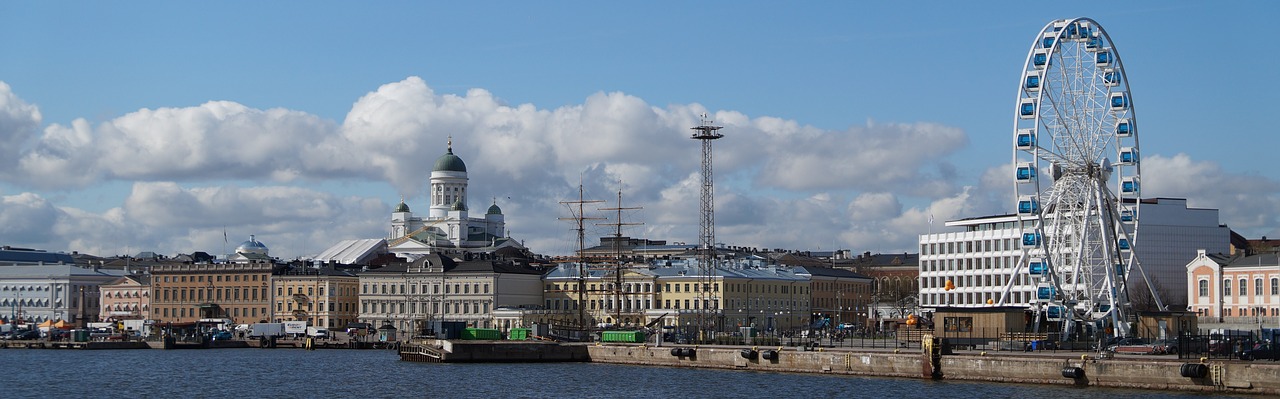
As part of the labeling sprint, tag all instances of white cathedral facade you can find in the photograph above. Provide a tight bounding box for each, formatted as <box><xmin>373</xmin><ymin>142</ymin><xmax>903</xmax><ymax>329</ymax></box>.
<box><xmin>386</xmin><ymin>140</ymin><xmax>520</xmax><ymax>258</ymax></box>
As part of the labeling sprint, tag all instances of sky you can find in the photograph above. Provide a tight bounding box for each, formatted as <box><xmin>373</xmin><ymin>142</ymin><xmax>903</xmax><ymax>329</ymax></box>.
<box><xmin>0</xmin><ymin>1</ymin><xmax>1277</xmax><ymax>259</ymax></box>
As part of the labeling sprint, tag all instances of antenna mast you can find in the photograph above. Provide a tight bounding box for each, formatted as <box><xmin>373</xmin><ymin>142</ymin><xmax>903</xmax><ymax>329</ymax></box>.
<box><xmin>598</xmin><ymin>183</ymin><xmax>642</xmax><ymax>327</ymax></box>
<box><xmin>560</xmin><ymin>183</ymin><xmax>604</xmax><ymax>330</ymax></box>
<box><xmin>691</xmin><ymin>114</ymin><xmax>724</xmax><ymax>342</ymax></box>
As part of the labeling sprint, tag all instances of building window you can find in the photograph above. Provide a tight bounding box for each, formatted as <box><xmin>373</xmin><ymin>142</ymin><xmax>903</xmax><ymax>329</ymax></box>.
<box><xmin>1256</xmin><ymin>279</ymin><xmax>1264</xmax><ymax>297</ymax></box>
<box><xmin>1272</xmin><ymin>278</ymin><xmax>1279</xmax><ymax>296</ymax></box>
<box><xmin>1240</xmin><ymin>279</ymin><xmax>1248</xmax><ymax>296</ymax></box>
<box><xmin>1198</xmin><ymin>280</ymin><xmax>1209</xmax><ymax>297</ymax></box>
<box><xmin>1223</xmin><ymin>279</ymin><xmax>1231</xmax><ymax>296</ymax></box>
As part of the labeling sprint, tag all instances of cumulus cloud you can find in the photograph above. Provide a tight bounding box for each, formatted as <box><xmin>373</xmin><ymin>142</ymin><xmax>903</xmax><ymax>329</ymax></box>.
<box><xmin>0</xmin><ymin>192</ymin><xmax>60</xmax><ymax>244</ymax></box>
<box><xmin>1142</xmin><ymin>154</ymin><xmax>1280</xmax><ymax>237</ymax></box>
<box><xmin>0</xmin><ymin>77</ymin><xmax>1000</xmax><ymax>257</ymax></box>
<box><xmin>0</xmin><ymin>82</ymin><xmax>42</xmax><ymax>171</ymax></box>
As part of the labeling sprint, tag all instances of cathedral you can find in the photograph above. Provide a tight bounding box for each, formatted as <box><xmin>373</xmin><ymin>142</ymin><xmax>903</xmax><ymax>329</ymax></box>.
<box><xmin>386</xmin><ymin>139</ymin><xmax>521</xmax><ymax>259</ymax></box>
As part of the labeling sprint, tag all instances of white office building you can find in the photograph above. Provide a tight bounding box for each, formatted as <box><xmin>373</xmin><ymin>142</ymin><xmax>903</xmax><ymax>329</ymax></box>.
<box><xmin>918</xmin><ymin>198</ymin><xmax>1228</xmax><ymax>311</ymax></box>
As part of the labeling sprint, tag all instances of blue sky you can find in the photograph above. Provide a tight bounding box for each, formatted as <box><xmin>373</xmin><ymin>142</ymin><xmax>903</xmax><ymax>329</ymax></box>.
<box><xmin>0</xmin><ymin>1</ymin><xmax>1276</xmax><ymax>258</ymax></box>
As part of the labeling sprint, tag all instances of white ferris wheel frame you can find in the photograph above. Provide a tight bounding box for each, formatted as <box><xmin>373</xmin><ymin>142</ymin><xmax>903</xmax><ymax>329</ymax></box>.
<box><xmin>1000</xmin><ymin>17</ymin><xmax>1164</xmax><ymax>337</ymax></box>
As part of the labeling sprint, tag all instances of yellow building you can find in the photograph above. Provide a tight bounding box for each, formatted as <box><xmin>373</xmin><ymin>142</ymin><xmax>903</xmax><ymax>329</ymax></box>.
<box><xmin>538</xmin><ymin>260</ymin><xmax>816</xmax><ymax>333</ymax></box>
<box><xmin>149</xmin><ymin>262</ymin><xmax>274</xmax><ymax>325</ymax></box>
<box><xmin>273</xmin><ymin>267</ymin><xmax>360</xmax><ymax>329</ymax></box>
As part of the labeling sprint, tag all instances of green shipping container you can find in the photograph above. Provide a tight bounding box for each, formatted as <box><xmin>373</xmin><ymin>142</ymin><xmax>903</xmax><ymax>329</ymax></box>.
<box><xmin>72</xmin><ymin>329</ymin><xmax>90</xmax><ymax>342</ymax></box>
<box><xmin>601</xmin><ymin>330</ymin><xmax>646</xmax><ymax>343</ymax></box>
<box><xmin>461</xmin><ymin>327</ymin><xmax>501</xmax><ymax>340</ymax></box>
<box><xmin>508</xmin><ymin>328</ymin><xmax>530</xmax><ymax>340</ymax></box>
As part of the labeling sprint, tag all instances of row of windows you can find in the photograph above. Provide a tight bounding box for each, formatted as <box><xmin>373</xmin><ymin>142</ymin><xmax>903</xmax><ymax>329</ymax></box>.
<box><xmin>921</xmin><ymin>291</ymin><xmax>1032</xmax><ymax>306</ymax></box>
<box><xmin>362</xmin><ymin>300</ymin><xmax>488</xmax><ymax>315</ymax></box>
<box><xmin>276</xmin><ymin>300</ymin><xmax>354</xmax><ymax>313</ymax></box>
<box><xmin>1199</xmin><ymin>278</ymin><xmax>1280</xmax><ymax>297</ymax></box>
<box><xmin>157</xmin><ymin>306</ymin><xmax>266</xmax><ymax>319</ymax></box>
<box><xmin>363</xmin><ymin>282</ymin><xmax>489</xmax><ymax>295</ymax></box>
<box><xmin>921</xmin><ymin>257</ymin><xmax>1017</xmax><ymax>272</ymax></box>
<box><xmin>1213</xmin><ymin>307</ymin><xmax>1280</xmax><ymax>317</ymax></box>
<box><xmin>921</xmin><ymin>238</ymin><xmax>1018</xmax><ymax>256</ymax></box>
<box><xmin>546</xmin><ymin>297</ymin><xmax>722</xmax><ymax>311</ymax></box>
<box><xmin>157</xmin><ymin>288</ymin><xmax>266</xmax><ymax>302</ymax></box>
<box><xmin>159</xmin><ymin>274</ymin><xmax>263</xmax><ymax>283</ymax></box>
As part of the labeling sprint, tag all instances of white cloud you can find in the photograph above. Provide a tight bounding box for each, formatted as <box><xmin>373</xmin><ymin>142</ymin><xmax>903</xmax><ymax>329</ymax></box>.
<box><xmin>1143</xmin><ymin>154</ymin><xmax>1280</xmax><ymax>237</ymax></box>
<box><xmin>0</xmin><ymin>77</ymin><xmax>1047</xmax><ymax>258</ymax></box>
<box><xmin>0</xmin><ymin>192</ymin><xmax>60</xmax><ymax>244</ymax></box>
<box><xmin>0</xmin><ymin>82</ymin><xmax>42</xmax><ymax>172</ymax></box>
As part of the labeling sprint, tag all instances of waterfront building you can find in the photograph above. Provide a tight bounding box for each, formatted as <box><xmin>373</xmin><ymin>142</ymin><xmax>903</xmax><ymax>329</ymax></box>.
<box><xmin>0</xmin><ymin>259</ymin><xmax>122</xmax><ymax>326</ymax></box>
<box><xmin>386</xmin><ymin>140</ymin><xmax>523</xmax><ymax>259</ymax></box>
<box><xmin>98</xmin><ymin>275</ymin><xmax>151</xmax><ymax>322</ymax></box>
<box><xmin>357</xmin><ymin>253</ymin><xmax>544</xmax><ymax>337</ymax></box>
<box><xmin>536</xmin><ymin>259</ymin><xmax>829</xmax><ymax>332</ymax></box>
<box><xmin>918</xmin><ymin>198</ymin><xmax>1228</xmax><ymax>312</ymax></box>
<box><xmin>802</xmin><ymin>266</ymin><xmax>873</xmax><ymax>329</ymax></box>
<box><xmin>1185</xmin><ymin>249</ymin><xmax>1280</xmax><ymax>327</ymax></box>
<box><xmin>149</xmin><ymin>262</ymin><xmax>275</xmax><ymax>325</ymax></box>
<box><xmin>272</xmin><ymin>266</ymin><xmax>359</xmax><ymax>329</ymax></box>
<box><xmin>840</xmin><ymin>251</ymin><xmax>920</xmax><ymax>323</ymax></box>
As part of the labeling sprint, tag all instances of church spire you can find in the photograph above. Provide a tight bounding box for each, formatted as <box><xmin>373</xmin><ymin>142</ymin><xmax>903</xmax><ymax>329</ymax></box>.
<box><xmin>447</xmin><ymin>135</ymin><xmax>453</xmax><ymax>154</ymax></box>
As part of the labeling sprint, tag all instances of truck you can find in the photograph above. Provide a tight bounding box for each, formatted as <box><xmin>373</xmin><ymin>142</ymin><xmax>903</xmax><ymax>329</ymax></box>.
<box><xmin>306</xmin><ymin>327</ymin><xmax>329</xmax><ymax>338</ymax></box>
<box><xmin>248</xmin><ymin>323</ymin><xmax>285</xmax><ymax>338</ymax></box>
<box><xmin>283</xmin><ymin>321</ymin><xmax>307</xmax><ymax>336</ymax></box>
<box><xmin>122</xmin><ymin>319</ymin><xmax>151</xmax><ymax>337</ymax></box>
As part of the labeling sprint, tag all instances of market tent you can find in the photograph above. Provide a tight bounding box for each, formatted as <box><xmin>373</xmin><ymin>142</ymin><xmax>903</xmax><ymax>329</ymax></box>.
<box><xmin>53</xmin><ymin>320</ymin><xmax>73</xmax><ymax>329</ymax></box>
<box><xmin>38</xmin><ymin>320</ymin><xmax>54</xmax><ymax>328</ymax></box>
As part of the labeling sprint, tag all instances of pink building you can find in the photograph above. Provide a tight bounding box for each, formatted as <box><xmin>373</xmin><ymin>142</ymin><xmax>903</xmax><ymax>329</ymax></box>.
<box><xmin>1185</xmin><ymin>250</ymin><xmax>1279</xmax><ymax>323</ymax></box>
<box><xmin>99</xmin><ymin>275</ymin><xmax>150</xmax><ymax>322</ymax></box>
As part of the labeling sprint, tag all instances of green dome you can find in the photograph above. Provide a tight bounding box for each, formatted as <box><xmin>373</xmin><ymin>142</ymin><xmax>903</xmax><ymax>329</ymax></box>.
<box><xmin>394</xmin><ymin>200</ymin><xmax>410</xmax><ymax>213</ymax></box>
<box><xmin>487</xmin><ymin>203</ymin><xmax>502</xmax><ymax>215</ymax></box>
<box><xmin>433</xmin><ymin>147</ymin><xmax>467</xmax><ymax>172</ymax></box>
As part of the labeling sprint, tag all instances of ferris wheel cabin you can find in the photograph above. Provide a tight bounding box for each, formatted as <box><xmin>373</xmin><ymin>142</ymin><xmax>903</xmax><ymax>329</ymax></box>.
<box><xmin>1017</xmin><ymin>195</ymin><xmax>1040</xmax><ymax>214</ymax></box>
<box><xmin>1119</xmin><ymin>147</ymin><xmax>1139</xmax><ymax>165</ymax></box>
<box><xmin>1023</xmin><ymin>72</ymin><xmax>1041</xmax><ymax>93</ymax></box>
<box><xmin>1095</xmin><ymin>49</ymin><xmax>1113</xmax><ymax>68</ymax></box>
<box><xmin>1016</xmin><ymin>163</ymin><xmax>1036</xmax><ymax>182</ymax></box>
<box><xmin>1109</xmin><ymin>92</ymin><xmax>1130</xmax><ymax>110</ymax></box>
<box><xmin>1121</xmin><ymin>176</ymin><xmax>1139</xmax><ymax>194</ymax></box>
<box><xmin>1028</xmin><ymin>258</ymin><xmax>1047</xmax><ymax>275</ymax></box>
<box><xmin>1016</xmin><ymin>129</ymin><xmax>1035</xmax><ymax>150</ymax></box>
<box><xmin>1115</xmin><ymin>118</ymin><xmax>1132</xmax><ymax>137</ymax></box>
<box><xmin>1103</xmin><ymin>69</ymin><xmax>1121</xmax><ymax>86</ymax></box>
<box><xmin>1019</xmin><ymin>99</ymin><xmax>1036</xmax><ymax>119</ymax></box>
<box><xmin>1032</xmin><ymin>49</ymin><xmax>1049</xmax><ymax>69</ymax></box>
<box><xmin>1022</xmin><ymin>231</ymin><xmax>1042</xmax><ymax>247</ymax></box>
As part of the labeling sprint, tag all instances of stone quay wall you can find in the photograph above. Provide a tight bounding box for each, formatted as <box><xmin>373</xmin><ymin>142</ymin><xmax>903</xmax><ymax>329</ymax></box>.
<box><xmin>586</xmin><ymin>344</ymin><xmax>1280</xmax><ymax>396</ymax></box>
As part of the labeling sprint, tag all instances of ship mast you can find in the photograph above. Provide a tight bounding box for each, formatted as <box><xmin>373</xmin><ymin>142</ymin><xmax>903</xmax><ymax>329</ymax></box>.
<box><xmin>560</xmin><ymin>184</ymin><xmax>603</xmax><ymax>330</ymax></box>
<box><xmin>598</xmin><ymin>183</ymin><xmax>642</xmax><ymax>327</ymax></box>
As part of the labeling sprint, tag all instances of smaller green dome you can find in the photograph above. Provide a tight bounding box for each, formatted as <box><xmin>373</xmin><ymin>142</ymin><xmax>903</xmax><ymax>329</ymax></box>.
<box><xmin>451</xmin><ymin>199</ymin><xmax>467</xmax><ymax>211</ymax></box>
<box><xmin>487</xmin><ymin>203</ymin><xmax>502</xmax><ymax>215</ymax></box>
<box><xmin>394</xmin><ymin>200</ymin><xmax>410</xmax><ymax>213</ymax></box>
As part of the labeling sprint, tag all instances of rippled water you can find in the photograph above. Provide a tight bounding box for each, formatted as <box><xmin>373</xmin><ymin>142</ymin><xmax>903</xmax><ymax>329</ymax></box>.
<box><xmin>0</xmin><ymin>349</ymin><xmax>1244</xmax><ymax>398</ymax></box>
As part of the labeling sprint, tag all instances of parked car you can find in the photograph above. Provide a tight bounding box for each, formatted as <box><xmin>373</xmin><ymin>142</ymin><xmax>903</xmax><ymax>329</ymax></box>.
<box><xmin>1238</xmin><ymin>343</ymin><xmax>1278</xmax><ymax>361</ymax></box>
<box><xmin>1151</xmin><ymin>339</ymin><xmax>1179</xmax><ymax>354</ymax></box>
<box><xmin>211</xmin><ymin>330</ymin><xmax>234</xmax><ymax>341</ymax></box>
<box><xmin>7</xmin><ymin>329</ymin><xmax>39</xmax><ymax>340</ymax></box>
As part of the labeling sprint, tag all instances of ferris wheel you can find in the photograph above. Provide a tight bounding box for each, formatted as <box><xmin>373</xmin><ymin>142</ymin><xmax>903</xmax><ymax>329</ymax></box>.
<box><xmin>1004</xmin><ymin>18</ymin><xmax>1160</xmax><ymax>338</ymax></box>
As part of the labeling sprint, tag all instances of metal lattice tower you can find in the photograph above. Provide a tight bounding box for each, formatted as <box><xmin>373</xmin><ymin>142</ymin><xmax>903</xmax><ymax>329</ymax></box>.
<box><xmin>691</xmin><ymin>114</ymin><xmax>723</xmax><ymax>341</ymax></box>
